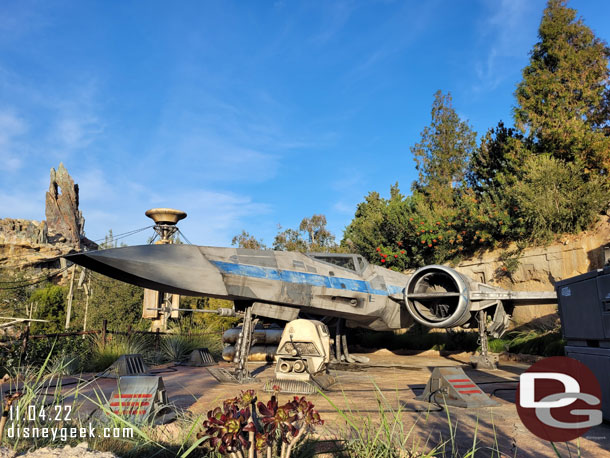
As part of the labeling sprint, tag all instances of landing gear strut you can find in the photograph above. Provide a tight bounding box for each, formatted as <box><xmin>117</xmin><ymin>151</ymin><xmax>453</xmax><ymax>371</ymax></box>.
<box><xmin>334</xmin><ymin>318</ymin><xmax>369</xmax><ymax>364</ymax></box>
<box><xmin>470</xmin><ymin>310</ymin><xmax>499</xmax><ymax>370</ymax></box>
<box><xmin>207</xmin><ymin>305</ymin><xmax>256</xmax><ymax>383</ymax></box>
<box><xmin>232</xmin><ymin>306</ymin><xmax>257</xmax><ymax>382</ymax></box>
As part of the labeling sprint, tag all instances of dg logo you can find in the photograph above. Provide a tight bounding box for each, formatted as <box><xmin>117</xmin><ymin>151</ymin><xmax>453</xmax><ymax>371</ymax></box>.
<box><xmin>516</xmin><ymin>356</ymin><xmax>603</xmax><ymax>442</ymax></box>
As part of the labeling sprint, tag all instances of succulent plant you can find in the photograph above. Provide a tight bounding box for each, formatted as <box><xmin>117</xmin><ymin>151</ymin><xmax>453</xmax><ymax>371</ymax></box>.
<box><xmin>199</xmin><ymin>391</ymin><xmax>323</xmax><ymax>457</ymax></box>
<box><xmin>198</xmin><ymin>403</ymin><xmax>253</xmax><ymax>454</ymax></box>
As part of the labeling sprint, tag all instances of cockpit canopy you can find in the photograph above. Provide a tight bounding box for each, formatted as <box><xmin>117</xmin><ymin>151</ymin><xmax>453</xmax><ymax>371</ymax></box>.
<box><xmin>306</xmin><ymin>253</ymin><xmax>369</xmax><ymax>274</ymax></box>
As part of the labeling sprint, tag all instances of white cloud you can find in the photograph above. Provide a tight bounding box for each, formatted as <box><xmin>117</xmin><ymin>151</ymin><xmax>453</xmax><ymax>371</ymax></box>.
<box><xmin>55</xmin><ymin>114</ymin><xmax>102</xmax><ymax>150</ymax></box>
<box><xmin>474</xmin><ymin>0</ymin><xmax>542</xmax><ymax>92</ymax></box>
<box><xmin>333</xmin><ymin>200</ymin><xmax>356</xmax><ymax>214</ymax></box>
<box><xmin>344</xmin><ymin>1</ymin><xmax>436</xmax><ymax>83</ymax></box>
<box><xmin>76</xmin><ymin>168</ymin><xmax>118</xmax><ymax>204</ymax></box>
<box><xmin>310</xmin><ymin>1</ymin><xmax>356</xmax><ymax>45</ymax></box>
<box><xmin>49</xmin><ymin>81</ymin><xmax>104</xmax><ymax>153</ymax></box>
<box><xmin>0</xmin><ymin>110</ymin><xmax>28</xmax><ymax>172</ymax></box>
<box><xmin>75</xmin><ymin>169</ymin><xmax>273</xmax><ymax>247</ymax></box>
<box><xmin>162</xmin><ymin>189</ymin><xmax>272</xmax><ymax>246</ymax></box>
<box><xmin>0</xmin><ymin>2</ymin><xmax>51</xmax><ymax>44</ymax></box>
<box><xmin>171</xmin><ymin>134</ymin><xmax>280</xmax><ymax>183</ymax></box>
<box><xmin>0</xmin><ymin>188</ymin><xmax>43</xmax><ymax>220</ymax></box>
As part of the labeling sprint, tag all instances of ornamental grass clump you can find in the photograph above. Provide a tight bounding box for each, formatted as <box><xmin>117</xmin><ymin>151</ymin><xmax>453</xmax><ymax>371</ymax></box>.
<box><xmin>195</xmin><ymin>388</ymin><xmax>323</xmax><ymax>458</ymax></box>
<box><xmin>87</xmin><ymin>333</ymin><xmax>150</xmax><ymax>372</ymax></box>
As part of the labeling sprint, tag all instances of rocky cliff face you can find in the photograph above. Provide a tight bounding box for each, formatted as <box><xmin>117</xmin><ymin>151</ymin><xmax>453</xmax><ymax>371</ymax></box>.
<box><xmin>0</xmin><ymin>218</ymin><xmax>75</xmax><ymax>271</ymax></box>
<box><xmin>449</xmin><ymin>216</ymin><xmax>610</xmax><ymax>324</ymax></box>
<box><xmin>0</xmin><ymin>164</ymin><xmax>96</xmax><ymax>271</ymax></box>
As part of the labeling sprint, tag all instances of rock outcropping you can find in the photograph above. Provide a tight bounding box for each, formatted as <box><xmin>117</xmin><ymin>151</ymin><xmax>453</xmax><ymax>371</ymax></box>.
<box><xmin>0</xmin><ymin>218</ymin><xmax>68</xmax><ymax>270</ymax></box>
<box><xmin>0</xmin><ymin>164</ymin><xmax>97</xmax><ymax>271</ymax></box>
<box><xmin>45</xmin><ymin>163</ymin><xmax>85</xmax><ymax>247</ymax></box>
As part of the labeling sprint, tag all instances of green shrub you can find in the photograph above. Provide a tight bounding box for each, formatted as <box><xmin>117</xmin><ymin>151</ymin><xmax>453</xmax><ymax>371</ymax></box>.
<box><xmin>160</xmin><ymin>334</ymin><xmax>205</xmax><ymax>362</ymax></box>
<box><xmin>487</xmin><ymin>329</ymin><xmax>565</xmax><ymax>357</ymax></box>
<box><xmin>510</xmin><ymin>156</ymin><xmax>609</xmax><ymax>242</ymax></box>
<box><xmin>29</xmin><ymin>284</ymin><xmax>67</xmax><ymax>333</ymax></box>
<box><xmin>487</xmin><ymin>338</ymin><xmax>509</xmax><ymax>353</ymax></box>
<box><xmin>23</xmin><ymin>336</ymin><xmax>90</xmax><ymax>368</ymax></box>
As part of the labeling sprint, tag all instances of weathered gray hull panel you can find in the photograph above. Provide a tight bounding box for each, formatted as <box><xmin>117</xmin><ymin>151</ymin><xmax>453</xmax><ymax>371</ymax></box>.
<box><xmin>67</xmin><ymin>245</ymin><xmax>229</xmax><ymax>298</ymax></box>
<box><xmin>66</xmin><ymin>245</ymin><xmax>555</xmax><ymax>333</ymax></box>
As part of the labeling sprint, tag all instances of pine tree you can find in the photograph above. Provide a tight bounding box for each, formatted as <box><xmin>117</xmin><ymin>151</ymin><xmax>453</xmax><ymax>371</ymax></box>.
<box><xmin>411</xmin><ymin>90</ymin><xmax>477</xmax><ymax>205</ymax></box>
<box><xmin>468</xmin><ymin>121</ymin><xmax>530</xmax><ymax>192</ymax></box>
<box><xmin>514</xmin><ymin>0</ymin><xmax>610</xmax><ymax>172</ymax></box>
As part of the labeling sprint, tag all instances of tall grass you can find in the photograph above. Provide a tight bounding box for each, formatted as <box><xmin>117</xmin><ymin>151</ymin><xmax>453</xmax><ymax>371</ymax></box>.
<box><xmin>87</xmin><ymin>334</ymin><xmax>151</xmax><ymax>373</ymax></box>
<box><xmin>1</xmin><ymin>345</ymin><xmax>210</xmax><ymax>457</ymax></box>
<box><xmin>315</xmin><ymin>383</ymin><xmax>519</xmax><ymax>458</ymax></box>
<box><xmin>317</xmin><ymin>383</ymin><xmax>443</xmax><ymax>457</ymax></box>
<box><xmin>2</xmin><ymin>349</ymin><xmax>76</xmax><ymax>451</ymax></box>
<box><xmin>46</xmin><ymin>353</ymin><xmax>82</xmax><ymax>376</ymax></box>
<box><xmin>166</xmin><ymin>321</ymin><xmax>223</xmax><ymax>357</ymax></box>
<box><xmin>160</xmin><ymin>333</ymin><xmax>221</xmax><ymax>363</ymax></box>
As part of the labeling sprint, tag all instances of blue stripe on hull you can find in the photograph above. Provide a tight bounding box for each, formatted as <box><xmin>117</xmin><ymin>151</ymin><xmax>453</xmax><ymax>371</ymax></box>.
<box><xmin>211</xmin><ymin>260</ymin><xmax>403</xmax><ymax>297</ymax></box>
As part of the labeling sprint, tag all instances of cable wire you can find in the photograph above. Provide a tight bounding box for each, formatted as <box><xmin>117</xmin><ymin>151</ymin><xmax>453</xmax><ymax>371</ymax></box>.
<box><xmin>0</xmin><ymin>226</ymin><xmax>154</xmax><ymax>266</ymax></box>
<box><xmin>88</xmin><ymin>225</ymin><xmax>154</xmax><ymax>244</ymax></box>
<box><xmin>0</xmin><ymin>266</ymin><xmax>71</xmax><ymax>290</ymax></box>
<box><xmin>177</xmin><ymin>228</ymin><xmax>194</xmax><ymax>245</ymax></box>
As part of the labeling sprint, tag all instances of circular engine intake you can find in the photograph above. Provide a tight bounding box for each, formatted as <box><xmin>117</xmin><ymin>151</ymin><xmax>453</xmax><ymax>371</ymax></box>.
<box><xmin>404</xmin><ymin>265</ymin><xmax>472</xmax><ymax>328</ymax></box>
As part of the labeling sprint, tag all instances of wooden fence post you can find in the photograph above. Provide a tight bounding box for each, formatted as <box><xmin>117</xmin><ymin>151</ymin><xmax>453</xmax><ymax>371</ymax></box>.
<box><xmin>21</xmin><ymin>325</ymin><xmax>30</xmax><ymax>353</ymax></box>
<box><xmin>102</xmin><ymin>319</ymin><xmax>107</xmax><ymax>346</ymax></box>
<box><xmin>19</xmin><ymin>325</ymin><xmax>30</xmax><ymax>365</ymax></box>
<box><xmin>155</xmin><ymin>328</ymin><xmax>160</xmax><ymax>351</ymax></box>
<box><xmin>64</xmin><ymin>265</ymin><xmax>76</xmax><ymax>330</ymax></box>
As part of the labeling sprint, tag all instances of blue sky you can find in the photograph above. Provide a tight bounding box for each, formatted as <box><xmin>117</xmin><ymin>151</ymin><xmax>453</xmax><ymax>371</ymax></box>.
<box><xmin>1</xmin><ymin>0</ymin><xmax>609</xmax><ymax>247</ymax></box>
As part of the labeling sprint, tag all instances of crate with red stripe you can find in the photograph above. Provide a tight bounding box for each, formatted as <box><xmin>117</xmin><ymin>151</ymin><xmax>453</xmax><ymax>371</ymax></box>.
<box><xmin>107</xmin><ymin>376</ymin><xmax>171</xmax><ymax>423</ymax></box>
<box><xmin>416</xmin><ymin>367</ymin><xmax>499</xmax><ymax>408</ymax></box>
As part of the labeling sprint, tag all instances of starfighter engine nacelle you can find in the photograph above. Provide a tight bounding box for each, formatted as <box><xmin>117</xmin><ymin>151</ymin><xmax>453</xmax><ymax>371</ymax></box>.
<box><xmin>404</xmin><ymin>265</ymin><xmax>472</xmax><ymax>328</ymax></box>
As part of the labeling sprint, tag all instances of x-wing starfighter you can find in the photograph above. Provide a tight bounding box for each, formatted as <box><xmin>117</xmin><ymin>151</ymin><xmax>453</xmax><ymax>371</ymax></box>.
<box><xmin>67</xmin><ymin>244</ymin><xmax>556</xmax><ymax>336</ymax></box>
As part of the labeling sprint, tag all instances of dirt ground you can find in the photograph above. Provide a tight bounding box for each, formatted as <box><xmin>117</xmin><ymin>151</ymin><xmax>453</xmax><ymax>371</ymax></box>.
<box><xmin>182</xmin><ymin>351</ymin><xmax>610</xmax><ymax>457</ymax></box>
<box><xmin>4</xmin><ymin>352</ymin><xmax>609</xmax><ymax>457</ymax></box>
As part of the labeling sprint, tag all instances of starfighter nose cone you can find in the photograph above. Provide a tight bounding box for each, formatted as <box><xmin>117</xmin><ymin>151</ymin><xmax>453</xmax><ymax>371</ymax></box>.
<box><xmin>66</xmin><ymin>245</ymin><xmax>228</xmax><ymax>297</ymax></box>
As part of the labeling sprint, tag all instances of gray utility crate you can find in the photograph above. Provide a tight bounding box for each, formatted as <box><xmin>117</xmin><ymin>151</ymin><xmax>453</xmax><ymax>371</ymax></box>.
<box><xmin>564</xmin><ymin>346</ymin><xmax>610</xmax><ymax>422</ymax></box>
<box><xmin>556</xmin><ymin>266</ymin><xmax>610</xmax><ymax>421</ymax></box>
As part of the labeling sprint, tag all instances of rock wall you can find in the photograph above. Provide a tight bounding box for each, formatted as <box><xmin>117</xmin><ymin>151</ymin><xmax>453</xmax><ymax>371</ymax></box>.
<box><xmin>0</xmin><ymin>218</ymin><xmax>76</xmax><ymax>270</ymax></box>
<box><xmin>450</xmin><ymin>216</ymin><xmax>610</xmax><ymax>324</ymax></box>
<box><xmin>0</xmin><ymin>164</ymin><xmax>97</xmax><ymax>272</ymax></box>
<box><xmin>0</xmin><ymin>219</ymin><xmax>47</xmax><ymax>245</ymax></box>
